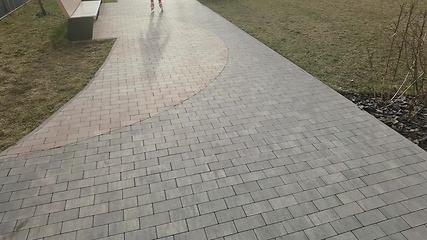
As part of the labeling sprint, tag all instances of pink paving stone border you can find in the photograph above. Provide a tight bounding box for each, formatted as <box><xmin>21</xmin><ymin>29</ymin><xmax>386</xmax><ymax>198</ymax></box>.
<box><xmin>1</xmin><ymin>1</ymin><xmax>228</xmax><ymax>157</ymax></box>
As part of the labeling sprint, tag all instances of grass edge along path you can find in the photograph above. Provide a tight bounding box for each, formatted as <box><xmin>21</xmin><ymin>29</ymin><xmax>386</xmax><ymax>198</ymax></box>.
<box><xmin>0</xmin><ymin>0</ymin><xmax>115</xmax><ymax>152</ymax></box>
<box><xmin>198</xmin><ymin>0</ymin><xmax>427</xmax><ymax>95</ymax></box>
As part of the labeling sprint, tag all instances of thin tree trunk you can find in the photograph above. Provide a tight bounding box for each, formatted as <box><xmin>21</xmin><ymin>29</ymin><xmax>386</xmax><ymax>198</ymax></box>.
<box><xmin>37</xmin><ymin>0</ymin><xmax>46</xmax><ymax>15</ymax></box>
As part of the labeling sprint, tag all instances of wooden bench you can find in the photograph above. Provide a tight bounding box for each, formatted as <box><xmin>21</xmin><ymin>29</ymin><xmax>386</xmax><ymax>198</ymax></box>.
<box><xmin>56</xmin><ymin>0</ymin><xmax>102</xmax><ymax>41</ymax></box>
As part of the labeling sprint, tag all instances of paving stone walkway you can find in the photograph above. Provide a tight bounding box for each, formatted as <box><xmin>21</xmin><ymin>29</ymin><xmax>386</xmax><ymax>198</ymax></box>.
<box><xmin>1</xmin><ymin>0</ymin><xmax>427</xmax><ymax>239</ymax></box>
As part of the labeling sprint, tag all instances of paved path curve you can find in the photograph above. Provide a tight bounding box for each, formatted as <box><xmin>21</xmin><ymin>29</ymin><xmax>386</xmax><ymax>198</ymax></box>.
<box><xmin>1</xmin><ymin>0</ymin><xmax>227</xmax><ymax>156</ymax></box>
<box><xmin>1</xmin><ymin>0</ymin><xmax>427</xmax><ymax>239</ymax></box>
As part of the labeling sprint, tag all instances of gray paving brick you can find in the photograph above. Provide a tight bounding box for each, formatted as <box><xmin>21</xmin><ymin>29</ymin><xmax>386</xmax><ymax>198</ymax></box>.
<box><xmin>35</xmin><ymin>201</ymin><xmax>65</xmax><ymax>216</ymax></box>
<box><xmin>176</xmin><ymin>174</ymin><xmax>202</xmax><ymax>188</ymax></box>
<box><xmin>161</xmin><ymin>169</ymin><xmax>186</xmax><ymax>181</ymax></box>
<box><xmin>94</xmin><ymin>211</ymin><xmax>123</xmax><ymax>226</ymax></box>
<box><xmin>108</xmin><ymin>179</ymin><xmax>135</xmax><ymax>191</ymax></box>
<box><xmin>187</xmin><ymin>213</ymin><xmax>217</xmax><ymax>230</ymax></box>
<box><xmin>175</xmin><ymin>229</ymin><xmax>207</xmax><ymax>240</ymax></box>
<box><xmin>402</xmin><ymin>225</ymin><xmax>427</xmax><ymax>240</ymax></box>
<box><xmin>269</xmin><ymin>195</ymin><xmax>298</xmax><ymax>209</ymax></box>
<box><xmin>198</xmin><ymin>199</ymin><xmax>227</xmax><ymax>215</ymax></box>
<box><xmin>156</xmin><ymin>220</ymin><xmax>188</xmax><ymax>238</ymax></box>
<box><xmin>359</xmin><ymin>184</ymin><xmax>387</xmax><ymax>197</ymax></box>
<box><xmin>14</xmin><ymin>214</ymin><xmax>48</xmax><ymax>231</ymax></box>
<box><xmin>288</xmin><ymin>202</ymin><xmax>318</xmax><ymax>218</ymax></box>
<box><xmin>381</xmin><ymin>179</ymin><xmax>407</xmax><ymax>191</ymax></box>
<box><xmin>48</xmin><ymin>209</ymin><xmax>78</xmax><ymax>224</ymax></box>
<box><xmin>153</xmin><ymin>198</ymin><xmax>182</xmax><ymax>213</ymax></box>
<box><xmin>233</xmin><ymin>182</ymin><xmax>261</xmax><ymax>194</ymax></box>
<box><xmin>18</xmin><ymin>171</ymin><xmax>46</xmax><ymax>182</ymax></box>
<box><xmin>10</xmin><ymin>187</ymin><xmax>39</xmax><ymax>200</ymax></box>
<box><xmin>357</xmin><ymin>195</ymin><xmax>387</xmax><ymax>211</ymax></box>
<box><xmin>402</xmin><ymin>210</ymin><xmax>427</xmax><ymax>227</ymax></box>
<box><xmin>261</xmin><ymin>208</ymin><xmax>292</xmax><ymax>224</ymax></box>
<box><xmin>299</xmin><ymin>178</ymin><xmax>326</xmax><ymax>190</ymax></box>
<box><xmin>224</xmin><ymin>165</ymin><xmax>250</xmax><ymax>176</ymax></box>
<box><xmin>379</xmin><ymin>202</ymin><xmax>411</xmax><ymax>219</ymax></box>
<box><xmin>294</xmin><ymin>189</ymin><xmax>322</xmax><ymax>203</ymax></box>
<box><xmin>205</xmin><ymin>221</ymin><xmax>237</xmax><ymax>239</ymax></box>
<box><xmin>207</xmin><ymin>186</ymin><xmax>235</xmax><ymax>200</ymax></box>
<box><xmin>330</xmin><ymin>216</ymin><xmax>362</xmax><ymax>234</ymax></box>
<box><xmin>124</xmin><ymin>228</ymin><xmax>157</xmax><ymax>240</ymax></box>
<box><xmin>212</xmin><ymin>206</ymin><xmax>244</xmax><ymax>223</ymax></box>
<box><xmin>243</xmin><ymin>200</ymin><xmax>273</xmax><ymax>216</ymax></box>
<box><xmin>109</xmin><ymin>197</ymin><xmax>137</xmax><ymax>212</ymax></box>
<box><xmin>402</xmin><ymin>195</ymin><xmax>427</xmax><ymax>211</ymax></box>
<box><xmin>185</xmin><ymin>165</ymin><xmax>210</xmax><ymax>175</ymax></box>
<box><xmin>217</xmin><ymin>175</ymin><xmax>243</xmax><ymax>188</ymax></box>
<box><xmin>95</xmin><ymin>190</ymin><xmax>123</xmax><ymax>204</ymax></box>
<box><xmin>140</xmin><ymin>212</ymin><xmax>170</xmax><ymax>229</ymax></box>
<box><xmin>400</xmin><ymin>184</ymin><xmax>427</xmax><ymax>198</ymax></box>
<box><xmin>379</xmin><ymin>190</ymin><xmax>408</xmax><ymax>204</ymax></box>
<box><xmin>250</xmin><ymin>188</ymin><xmax>279</xmax><ymax>202</ymax></box>
<box><xmin>192</xmin><ymin>180</ymin><xmax>219</xmax><ymax>193</ymax></box>
<box><xmin>304</xmin><ymin>223</ymin><xmax>337</xmax><ymax>240</ymax></box>
<box><xmin>81</xmin><ymin>184</ymin><xmax>108</xmax><ymax>197</ymax></box>
<box><xmin>282</xmin><ymin>216</ymin><xmax>314</xmax><ymax>233</ymax></box>
<box><xmin>52</xmin><ymin>189</ymin><xmax>80</xmax><ymax>202</ymax></box>
<box><xmin>181</xmin><ymin>192</ymin><xmax>209</xmax><ymax>207</ymax></box>
<box><xmin>353</xmin><ymin>225</ymin><xmax>386</xmax><ymax>240</ymax></box>
<box><xmin>234</xmin><ymin>214</ymin><xmax>266</xmax><ymax>232</ymax></box>
<box><xmin>147</xmin><ymin>164</ymin><xmax>172</xmax><ymax>175</ymax></box>
<box><xmin>356</xmin><ymin>209</ymin><xmax>387</xmax><ymax>226</ymax></box>
<box><xmin>1</xmin><ymin>181</ymin><xmax>30</xmax><ymax>193</ymax></box>
<box><xmin>0</xmin><ymin>192</ymin><xmax>11</xmax><ymax>204</ymax></box>
<box><xmin>44</xmin><ymin>232</ymin><xmax>76</xmax><ymax>240</ymax></box>
<box><xmin>200</xmin><ymin>169</ymin><xmax>227</xmax><ymax>182</ymax></box>
<box><xmin>313</xmin><ymin>195</ymin><xmax>342</xmax><ymax>210</ymax></box>
<box><xmin>80</xmin><ymin>203</ymin><xmax>108</xmax><ymax>217</ymax></box>
<box><xmin>0</xmin><ymin>221</ymin><xmax>16</xmax><ymax>235</ymax></box>
<box><xmin>170</xmin><ymin>205</ymin><xmax>199</xmax><ymax>221</ymax></box>
<box><xmin>76</xmin><ymin>225</ymin><xmax>108</xmax><ymax>240</ymax></box>
<box><xmin>224</xmin><ymin>230</ymin><xmax>258</xmax><ymax>240</ymax></box>
<box><xmin>109</xmin><ymin>218</ymin><xmax>139</xmax><ymax>235</ymax></box>
<box><xmin>224</xmin><ymin>193</ymin><xmax>254</xmax><ymax>208</ymax></box>
<box><xmin>27</xmin><ymin>223</ymin><xmax>61</xmax><ymax>240</ymax></box>
<box><xmin>21</xmin><ymin>194</ymin><xmax>52</xmax><ymax>208</ymax></box>
<box><xmin>0</xmin><ymin>229</ymin><xmax>29</xmax><ymax>240</ymax></box>
<box><xmin>309</xmin><ymin>209</ymin><xmax>340</xmax><ymax>226</ymax></box>
<box><xmin>135</xmin><ymin>174</ymin><xmax>162</xmax><ymax>186</ymax></box>
<box><xmin>65</xmin><ymin>195</ymin><xmax>94</xmax><ymax>209</ymax></box>
<box><xmin>241</xmin><ymin>171</ymin><xmax>267</xmax><ymax>182</ymax></box>
<box><xmin>62</xmin><ymin>216</ymin><xmax>93</xmax><ymax>232</ymax></box>
<box><xmin>254</xmin><ymin>222</ymin><xmax>287</xmax><ymax>240</ymax></box>
<box><xmin>165</xmin><ymin>185</ymin><xmax>193</xmax><ymax>199</ymax></box>
<box><xmin>138</xmin><ymin>191</ymin><xmax>166</xmax><ymax>206</ymax></box>
<box><xmin>337</xmin><ymin>189</ymin><xmax>365</xmax><ymax>204</ymax></box>
<box><xmin>275</xmin><ymin>182</ymin><xmax>303</xmax><ymax>196</ymax></box>
<box><xmin>3</xmin><ymin>207</ymin><xmax>35</xmax><ymax>222</ymax></box>
<box><xmin>340</xmin><ymin>178</ymin><xmax>367</xmax><ymax>191</ymax></box>
<box><xmin>276</xmin><ymin>231</ymin><xmax>309</xmax><ymax>240</ymax></box>
<box><xmin>121</xmin><ymin>168</ymin><xmax>147</xmax><ymax>180</ymax></box>
<box><xmin>124</xmin><ymin>205</ymin><xmax>153</xmax><ymax>220</ymax></box>
<box><xmin>377</xmin><ymin>217</ymin><xmax>411</xmax><ymax>235</ymax></box>
<box><xmin>328</xmin><ymin>232</ymin><xmax>358</xmax><ymax>240</ymax></box>
<box><xmin>334</xmin><ymin>202</ymin><xmax>363</xmax><ymax>218</ymax></box>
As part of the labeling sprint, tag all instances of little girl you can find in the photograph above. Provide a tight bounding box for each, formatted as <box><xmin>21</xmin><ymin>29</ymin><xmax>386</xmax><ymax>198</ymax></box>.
<box><xmin>151</xmin><ymin>0</ymin><xmax>163</xmax><ymax>12</ymax></box>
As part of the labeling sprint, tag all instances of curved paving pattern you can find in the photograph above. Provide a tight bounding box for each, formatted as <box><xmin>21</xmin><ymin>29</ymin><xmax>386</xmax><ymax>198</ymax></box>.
<box><xmin>1</xmin><ymin>0</ymin><xmax>427</xmax><ymax>239</ymax></box>
<box><xmin>1</xmin><ymin>3</ymin><xmax>228</xmax><ymax>157</ymax></box>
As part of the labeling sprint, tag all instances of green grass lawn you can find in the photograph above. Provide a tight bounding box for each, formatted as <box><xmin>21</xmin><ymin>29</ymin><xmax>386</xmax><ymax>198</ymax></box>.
<box><xmin>198</xmin><ymin>0</ymin><xmax>427</xmax><ymax>94</ymax></box>
<box><xmin>0</xmin><ymin>0</ymin><xmax>114</xmax><ymax>152</ymax></box>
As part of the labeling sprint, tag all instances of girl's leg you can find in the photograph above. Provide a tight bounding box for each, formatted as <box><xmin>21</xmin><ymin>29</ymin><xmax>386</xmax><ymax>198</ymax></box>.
<box><xmin>158</xmin><ymin>0</ymin><xmax>163</xmax><ymax>11</ymax></box>
<box><xmin>151</xmin><ymin>0</ymin><xmax>154</xmax><ymax>11</ymax></box>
